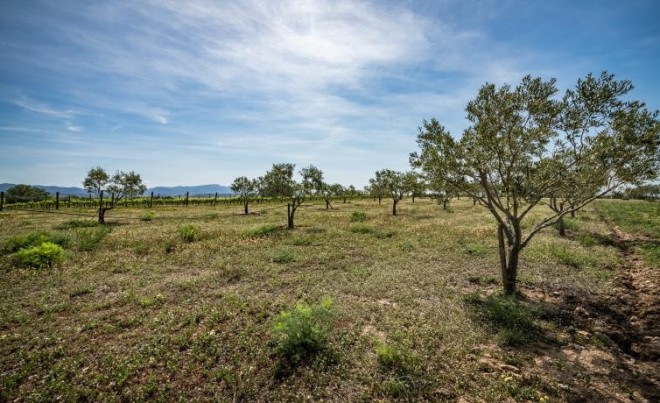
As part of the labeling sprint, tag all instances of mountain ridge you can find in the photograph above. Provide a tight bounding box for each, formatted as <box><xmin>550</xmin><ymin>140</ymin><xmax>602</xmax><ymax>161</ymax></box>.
<box><xmin>0</xmin><ymin>183</ymin><xmax>233</xmax><ymax>197</ymax></box>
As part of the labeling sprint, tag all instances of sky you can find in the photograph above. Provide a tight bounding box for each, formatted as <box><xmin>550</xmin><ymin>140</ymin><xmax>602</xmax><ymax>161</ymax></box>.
<box><xmin>1</xmin><ymin>0</ymin><xmax>659</xmax><ymax>188</ymax></box>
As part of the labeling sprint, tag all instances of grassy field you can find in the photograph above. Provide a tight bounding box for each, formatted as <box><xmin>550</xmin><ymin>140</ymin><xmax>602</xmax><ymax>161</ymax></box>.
<box><xmin>0</xmin><ymin>198</ymin><xmax>654</xmax><ymax>401</ymax></box>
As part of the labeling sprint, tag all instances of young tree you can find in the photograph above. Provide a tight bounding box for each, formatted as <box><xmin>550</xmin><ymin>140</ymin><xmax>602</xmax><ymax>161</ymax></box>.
<box><xmin>403</xmin><ymin>171</ymin><xmax>426</xmax><ymax>203</ymax></box>
<box><xmin>260</xmin><ymin>163</ymin><xmax>323</xmax><ymax>229</ymax></box>
<box><xmin>371</xmin><ymin>169</ymin><xmax>406</xmax><ymax>215</ymax></box>
<box><xmin>322</xmin><ymin>183</ymin><xmax>344</xmax><ymax>209</ymax></box>
<box><xmin>4</xmin><ymin>184</ymin><xmax>49</xmax><ymax>203</ymax></box>
<box><xmin>411</xmin><ymin>73</ymin><xmax>659</xmax><ymax>295</ymax></box>
<box><xmin>83</xmin><ymin>167</ymin><xmax>146</xmax><ymax>223</ymax></box>
<box><xmin>231</xmin><ymin>176</ymin><xmax>259</xmax><ymax>214</ymax></box>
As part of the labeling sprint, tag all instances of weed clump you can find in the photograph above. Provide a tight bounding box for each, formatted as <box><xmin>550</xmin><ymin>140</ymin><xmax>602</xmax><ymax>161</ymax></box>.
<box><xmin>14</xmin><ymin>242</ymin><xmax>65</xmax><ymax>269</ymax></box>
<box><xmin>3</xmin><ymin>232</ymin><xmax>70</xmax><ymax>254</ymax></box>
<box><xmin>272</xmin><ymin>249</ymin><xmax>295</xmax><ymax>264</ymax></box>
<box><xmin>350</xmin><ymin>211</ymin><xmax>368</xmax><ymax>222</ymax></box>
<box><xmin>350</xmin><ymin>223</ymin><xmax>374</xmax><ymax>234</ymax></box>
<box><xmin>74</xmin><ymin>227</ymin><xmax>111</xmax><ymax>251</ymax></box>
<box><xmin>244</xmin><ymin>224</ymin><xmax>279</xmax><ymax>238</ymax></box>
<box><xmin>178</xmin><ymin>225</ymin><xmax>200</xmax><ymax>242</ymax></box>
<box><xmin>140</xmin><ymin>212</ymin><xmax>155</xmax><ymax>222</ymax></box>
<box><xmin>273</xmin><ymin>297</ymin><xmax>335</xmax><ymax>365</ymax></box>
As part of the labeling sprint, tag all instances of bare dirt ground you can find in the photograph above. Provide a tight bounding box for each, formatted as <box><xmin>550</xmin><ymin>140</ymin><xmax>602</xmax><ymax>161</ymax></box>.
<box><xmin>506</xmin><ymin>226</ymin><xmax>659</xmax><ymax>402</ymax></box>
<box><xmin>464</xmin><ymin>222</ymin><xmax>659</xmax><ymax>402</ymax></box>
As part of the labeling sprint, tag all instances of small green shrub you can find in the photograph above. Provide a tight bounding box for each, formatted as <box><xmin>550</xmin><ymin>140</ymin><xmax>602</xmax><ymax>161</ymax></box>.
<box><xmin>75</xmin><ymin>227</ymin><xmax>111</xmax><ymax>251</ymax></box>
<box><xmin>3</xmin><ymin>232</ymin><xmax>70</xmax><ymax>254</ymax></box>
<box><xmin>273</xmin><ymin>297</ymin><xmax>335</xmax><ymax>364</ymax></box>
<box><xmin>578</xmin><ymin>234</ymin><xmax>597</xmax><ymax>247</ymax></box>
<box><xmin>140</xmin><ymin>212</ymin><xmax>156</xmax><ymax>222</ymax></box>
<box><xmin>350</xmin><ymin>223</ymin><xmax>374</xmax><ymax>234</ymax></box>
<box><xmin>14</xmin><ymin>242</ymin><xmax>65</xmax><ymax>268</ymax></box>
<box><xmin>350</xmin><ymin>211</ymin><xmax>368</xmax><ymax>222</ymax></box>
<box><xmin>244</xmin><ymin>224</ymin><xmax>279</xmax><ymax>238</ymax></box>
<box><xmin>376</xmin><ymin>342</ymin><xmax>417</xmax><ymax>373</ymax></box>
<box><xmin>178</xmin><ymin>225</ymin><xmax>200</xmax><ymax>242</ymax></box>
<box><xmin>272</xmin><ymin>249</ymin><xmax>295</xmax><ymax>264</ymax></box>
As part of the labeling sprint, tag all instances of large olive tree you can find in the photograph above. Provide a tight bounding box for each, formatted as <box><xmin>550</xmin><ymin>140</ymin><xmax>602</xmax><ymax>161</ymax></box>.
<box><xmin>411</xmin><ymin>73</ymin><xmax>659</xmax><ymax>295</ymax></box>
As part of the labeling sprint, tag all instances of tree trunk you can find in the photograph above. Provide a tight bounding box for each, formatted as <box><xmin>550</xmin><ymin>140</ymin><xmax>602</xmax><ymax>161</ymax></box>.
<box><xmin>325</xmin><ymin>199</ymin><xmax>330</xmax><ymax>210</ymax></box>
<box><xmin>442</xmin><ymin>199</ymin><xmax>448</xmax><ymax>210</ymax></box>
<box><xmin>412</xmin><ymin>195</ymin><xmax>415</xmax><ymax>203</ymax></box>
<box><xmin>570</xmin><ymin>210</ymin><xmax>575</xmax><ymax>218</ymax></box>
<box><xmin>558</xmin><ymin>203</ymin><xmax>565</xmax><ymax>237</ymax></box>
<box><xmin>287</xmin><ymin>204</ymin><xmax>295</xmax><ymax>229</ymax></box>
<box><xmin>244</xmin><ymin>200</ymin><xmax>249</xmax><ymax>215</ymax></box>
<box><xmin>498</xmin><ymin>223</ymin><xmax>520</xmax><ymax>296</ymax></box>
<box><xmin>378</xmin><ymin>196</ymin><xmax>382</xmax><ymax>205</ymax></box>
<box><xmin>392</xmin><ymin>199</ymin><xmax>397</xmax><ymax>216</ymax></box>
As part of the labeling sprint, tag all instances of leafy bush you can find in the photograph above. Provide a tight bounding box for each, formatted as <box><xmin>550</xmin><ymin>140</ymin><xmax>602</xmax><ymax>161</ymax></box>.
<box><xmin>273</xmin><ymin>297</ymin><xmax>335</xmax><ymax>364</ymax></box>
<box><xmin>178</xmin><ymin>225</ymin><xmax>200</xmax><ymax>242</ymax></box>
<box><xmin>244</xmin><ymin>224</ymin><xmax>279</xmax><ymax>238</ymax></box>
<box><xmin>75</xmin><ymin>227</ymin><xmax>111</xmax><ymax>251</ymax></box>
<box><xmin>13</xmin><ymin>242</ymin><xmax>65</xmax><ymax>268</ymax></box>
<box><xmin>272</xmin><ymin>249</ymin><xmax>295</xmax><ymax>264</ymax></box>
<box><xmin>291</xmin><ymin>236</ymin><xmax>313</xmax><ymax>246</ymax></box>
<box><xmin>3</xmin><ymin>232</ymin><xmax>70</xmax><ymax>254</ymax></box>
<box><xmin>376</xmin><ymin>342</ymin><xmax>417</xmax><ymax>373</ymax></box>
<box><xmin>350</xmin><ymin>211</ymin><xmax>368</xmax><ymax>222</ymax></box>
<box><xmin>349</xmin><ymin>223</ymin><xmax>374</xmax><ymax>234</ymax></box>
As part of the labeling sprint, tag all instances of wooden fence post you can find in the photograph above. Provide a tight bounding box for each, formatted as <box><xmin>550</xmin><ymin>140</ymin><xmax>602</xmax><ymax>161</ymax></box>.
<box><xmin>185</xmin><ymin>192</ymin><xmax>189</xmax><ymax>206</ymax></box>
<box><xmin>0</xmin><ymin>191</ymin><xmax>3</xmax><ymax>211</ymax></box>
<box><xmin>55</xmin><ymin>192</ymin><xmax>60</xmax><ymax>210</ymax></box>
<box><xmin>150</xmin><ymin>191</ymin><xmax>154</xmax><ymax>208</ymax></box>
<box><xmin>214</xmin><ymin>192</ymin><xmax>218</xmax><ymax>206</ymax></box>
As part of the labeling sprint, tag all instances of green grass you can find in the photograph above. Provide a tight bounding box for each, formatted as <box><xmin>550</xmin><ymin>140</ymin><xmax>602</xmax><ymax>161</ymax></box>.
<box><xmin>0</xmin><ymin>199</ymin><xmax>655</xmax><ymax>400</ymax></box>
<box><xmin>594</xmin><ymin>199</ymin><xmax>660</xmax><ymax>267</ymax></box>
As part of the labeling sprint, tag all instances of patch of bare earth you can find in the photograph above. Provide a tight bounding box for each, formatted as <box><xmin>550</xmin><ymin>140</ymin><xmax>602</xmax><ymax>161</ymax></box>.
<box><xmin>467</xmin><ymin>224</ymin><xmax>659</xmax><ymax>401</ymax></box>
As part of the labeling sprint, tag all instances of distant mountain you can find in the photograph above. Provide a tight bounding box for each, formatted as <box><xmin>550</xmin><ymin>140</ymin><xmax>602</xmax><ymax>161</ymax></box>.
<box><xmin>0</xmin><ymin>183</ymin><xmax>233</xmax><ymax>197</ymax></box>
<box><xmin>148</xmin><ymin>184</ymin><xmax>233</xmax><ymax>197</ymax></box>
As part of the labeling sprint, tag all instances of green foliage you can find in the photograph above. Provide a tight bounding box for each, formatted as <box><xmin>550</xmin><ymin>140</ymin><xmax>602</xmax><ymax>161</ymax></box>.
<box><xmin>4</xmin><ymin>184</ymin><xmax>49</xmax><ymax>203</ymax></box>
<box><xmin>140</xmin><ymin>212</ymin><xmax>155</xmax><ymax>222</ymax></box>
<box><xmin>350</xmin><ymin>211</ymin><xmax>368</xmax><ymax>222</ymax></box>
<box><xmin>3</xmin><ymin>232</ymin><xmax>70</xmax><ymax>254</ymax></box>
<box><xmin>273</xmin><ymin>298</ymin><xmax>335</xmax><ymax>364</ymax></box>
<box><xmin>74</xmin><ymin>227</ymin><xmax>111</xmax><ymax>251</ymax></box>
<box><xmin>271</xmin><ymin>249</ymin><xmax>295</xmax><ymax>264</ymax></box>
<box><xmin>349</xmin><ymin>223</ymin><xmax>374</xmax><ymax>234</ymax></box>
<box><xmin>376</xmin><ymin>342</ymin><xmax>418</xmax><ymax>373</ymax></box>
<box><xmin>178</xmin><ymin>225</ymin><xmax>200</xmax><ymax>242</ymax></box>
<box><xmin>14</xmin><ymin>242</ymin><xmax>65</xmax><ymax>268</ymax></box>
<box><xmin>244</xmin><ymin>224</ymin><xmax>279</xmax><ymax>237</ymax></box>
<box><xmin>462</xmin><ymin>242</ymin><xmax>487</xmax><ymax>256</ymax></box>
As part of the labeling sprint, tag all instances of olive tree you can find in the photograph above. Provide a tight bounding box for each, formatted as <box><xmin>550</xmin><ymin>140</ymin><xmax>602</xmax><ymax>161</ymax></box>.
<box><xmin>403</xmin><ymin>171</ymin><xmax>426</xmax><ymax>203</ymax></box>
<box><xmin>231</xmin><ymin>176</ymin><xmax>259</xmax><ymax>215</ymax></box>
<box><xmin>83</xmin><ymin>167</ymin><xmax>146</xmax><ymax>223</ymax></box>
<box><xmin>411</xmin><ymin>73</ymin><xmax>659</xmax><ymax>295</ymax></box>
<box><xmin>371</xmin><ymin>169</ymin><xmax>406</xmax><ymax>215</ymax></box>
<box><xmin>260</xmin><ymin>163</ymin><xmax>323</xmax><ymax>229</ymax></box>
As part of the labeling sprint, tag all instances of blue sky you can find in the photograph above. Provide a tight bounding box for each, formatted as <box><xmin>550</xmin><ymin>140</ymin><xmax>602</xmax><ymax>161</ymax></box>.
<box><xmin>1</xmin><ymin>0</ymin><xmax>659</xmax><ymax>188</ymax></box>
